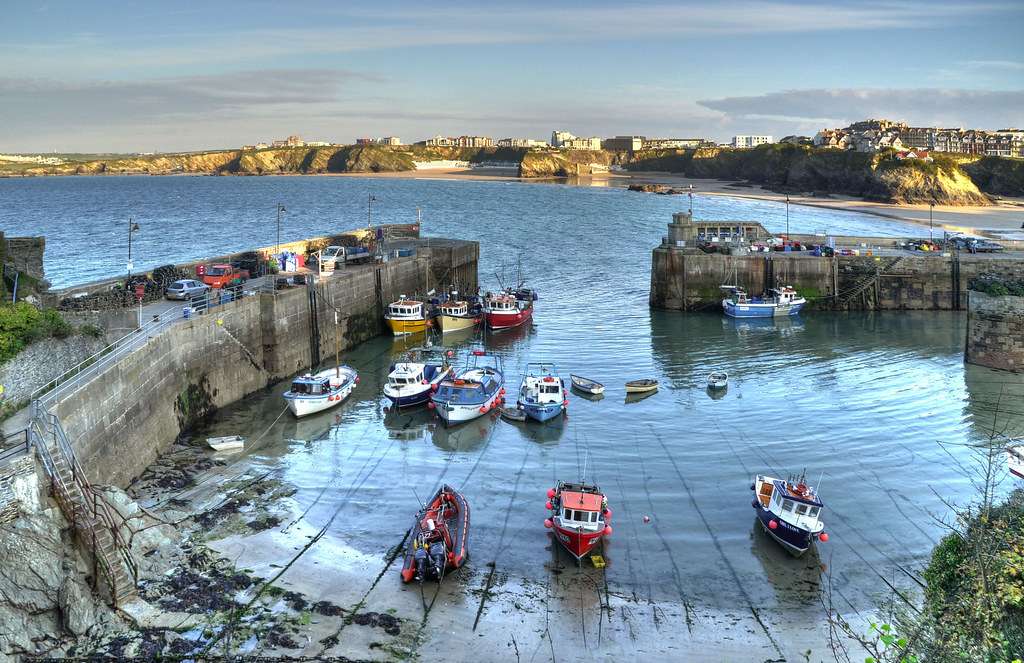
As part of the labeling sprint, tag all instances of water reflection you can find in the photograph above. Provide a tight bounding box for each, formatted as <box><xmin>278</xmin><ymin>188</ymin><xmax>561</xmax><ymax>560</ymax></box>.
<box><xmin>706</xmin><ymin>386</ymin><xmax>728</xmax><ymax>400</ymax></box>
<box><xmin>430</xmin><ymin>415</ymin><xmax>497</xmax><ymax>451</ymax></box>
<box><xmin>749</xmin><ymin>518</ymin><xmax>824</xmax><ymax>604</ymax></box>
<box><xmin>383</xmin><ymin>408</ymin><xmax>433</xmax><ymax>442</ymax></box>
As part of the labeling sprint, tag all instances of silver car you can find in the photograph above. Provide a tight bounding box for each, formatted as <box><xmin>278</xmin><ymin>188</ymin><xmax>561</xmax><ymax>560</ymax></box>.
<box><xmin>165</xmin><ymin>279</ymin><xmax>210</xmax><ymax>300</ymax></box>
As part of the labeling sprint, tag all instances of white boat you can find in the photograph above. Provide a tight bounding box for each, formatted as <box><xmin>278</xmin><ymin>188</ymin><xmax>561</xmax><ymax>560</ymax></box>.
<box><xmin>517</xmin><ymin>363</ymin><xmax>567</xmax><ymax>423</ymax></box>
<box><xmin>707</xmin><ymin>371</ymin><xmax>729</xmax><ymax>389</ymax></box>
<box><xmin>207</xmin><ymin>436</ymin><xmax>244</xmax><ymax>452</ymax></box>
<box><xmin>569</xmin><ymin>374</ymin><xmax>604</xmax><ymax>395</ymax></box>
<box><xmin>430</xmin><ymin>350</ymin><xmax>504</xmax><ymax>426</ymax></box>
<box><xmin>383</xmin><ymin>351</ymin><xmax>453</xmax><ymax>408</ymax></box>
<box><xmin>283</xmin><ymin>366</ymin><xmax>358</xmax><ymax>418</ymax></box>
<box><xmin>1008</xmin><ymin>443</ymin><xmax>1024</xmax><ymax>479</ymax></box>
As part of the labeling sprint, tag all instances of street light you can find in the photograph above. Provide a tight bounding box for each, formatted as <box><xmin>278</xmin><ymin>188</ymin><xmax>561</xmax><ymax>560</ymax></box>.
<box><xmin>785</xmin><ymin>194</ymin><xmax>790</xmax><ymax>239</ymax></box>
<box><xmin>687</xmin><ymin>185</ymin><xmax>694</xmax><ymax>216</ymax></box>
<box><xmin>127</xmin><ymin>218</ymin><xmax>140</xmax><ymax>277</ymax></box>
<box><xmin>367</xmin><ymin>194</ymin><xmax>377</xmax><ymax>227</ymax></box>
<box><xmin>276</xmin><ymin>203</ymin><xmax>286</xmax><ymax>257</ymax></box>
<box><xmin>929</xmin><ymin>200</ymin><xmax>935</xmax><ymax>242</ymax></box>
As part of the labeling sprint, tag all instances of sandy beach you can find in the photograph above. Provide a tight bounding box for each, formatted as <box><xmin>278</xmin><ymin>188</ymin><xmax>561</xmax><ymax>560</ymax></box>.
<box><xmin>338</xmin><ymin>167</ymin><xmax>1024</xmax><ymax>239</ymax></box>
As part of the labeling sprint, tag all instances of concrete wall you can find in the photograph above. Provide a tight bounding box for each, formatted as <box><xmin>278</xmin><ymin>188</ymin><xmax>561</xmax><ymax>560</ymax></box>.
<box><xmin>49</xmin><ymin>242</ymin><xmax>478</xmax><ymax>486</ymax></box>
<box><xmin>965</xmin><ymin>290</ymin><xmax>1024</xmax><ymax>372</ymax></box>
<box><xmin>1</xmin><ymin>234</ymin><xmax>46</xmax><ymax>282</ymax></box>
<box><xmin>651</xmin><ymin>246</ymin><xmax>1024</xmax><ymax>311</ymax></box>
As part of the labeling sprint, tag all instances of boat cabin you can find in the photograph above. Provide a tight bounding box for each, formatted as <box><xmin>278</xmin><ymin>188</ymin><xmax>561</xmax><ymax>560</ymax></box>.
<box><xmin>388</xmin><ymin>363</ymin><xmax>426</xmax><ymax>388</ymax></box>
<box><xmin>757</xmin><ymin>477</ymin><xmax>823</xmax><ymax>530</ymax></box>
<box><xmin>388</xmin><ymin>297</ymin><xmax>424</xmax><ymax>319</ymax></box>
<box><xmin>557</xmin><ymin>489</ymin><xmax>604</xmax><ymax>530</ymax></box>
<box><xmin>440</xmin><ymin>301</ymin><xmax>469</xmax><ymax>316</ymax></box>
<box><xmin>487</xmin><ymin>294</ymin><xmax>523</xmax><ymax>312</ymax></box>
<box><xmin>289</xmin><ymin>375</ymin><xmax>332</xmax><ymax>396</ymax></box>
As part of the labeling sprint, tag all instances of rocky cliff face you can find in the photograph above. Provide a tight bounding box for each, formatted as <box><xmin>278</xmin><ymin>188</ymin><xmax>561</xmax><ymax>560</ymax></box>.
<box><xmin>518</xmin><ymin>150</ymin><xmax>618</xmax><ymax>177</ymax></box>
<box><xmin>963</xmin><ymin>156</ymin><xmax>1024</xmax><ymax>198</ymax></box>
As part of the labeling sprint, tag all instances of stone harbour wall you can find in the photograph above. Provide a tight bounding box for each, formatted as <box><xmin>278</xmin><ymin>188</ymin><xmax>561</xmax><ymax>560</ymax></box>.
<box><xmin>965</xmin><ymin>290</ymin><xmax>1024</xmax><ymax>372</ymax></box>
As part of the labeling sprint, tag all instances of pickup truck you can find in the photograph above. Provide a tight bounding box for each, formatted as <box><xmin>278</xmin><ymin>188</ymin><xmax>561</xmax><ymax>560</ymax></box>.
<box><xmin>344</xmin><ymin>246</ymin><xmax>373</xmax><ymax>264</ymax></box>
<box><xmin>200</xmin><ymin>264</ymin><xmax>249</xmax><ymax>289</ymax></box>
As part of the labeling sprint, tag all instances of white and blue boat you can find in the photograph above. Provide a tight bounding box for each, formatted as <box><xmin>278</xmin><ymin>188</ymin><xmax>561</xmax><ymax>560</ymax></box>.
<box><xmin>283</xmin><ymin>366</ymin><xmax>359</xmax><ymax>418</ymax></box>
<box><xmin>722</xmin><ymin>286</ymin><xmax>805</xmax><ymax>318</ymax></box>
<box><xmin>751</xmin><ymin>472</ymin><xmax>828</xmax><ymax>556</ymax></box>
<box><xmin>383</xmin><ymin>350</ymin><xmax>453</xmax><ymax>409</ymax></box>
<box><xmin>517</xmin><ymin>363</ymin><xmax>567</xmax><ymax>423</ymax></box>
<box><xmin>430</xmin><ymin>350</ymin><xmax>505</xmax><ymax>426</ymax></box>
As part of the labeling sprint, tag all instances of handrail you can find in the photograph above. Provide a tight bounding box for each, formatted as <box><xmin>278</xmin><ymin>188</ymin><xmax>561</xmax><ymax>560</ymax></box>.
<box><xmin>0</xmin><ymin>429</ymin><xmax>29</xmax><ymax>463</ymax></box>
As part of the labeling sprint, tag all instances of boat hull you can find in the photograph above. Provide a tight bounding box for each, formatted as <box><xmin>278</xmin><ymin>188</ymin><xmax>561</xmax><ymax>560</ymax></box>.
<box><xmin>520</xmin><ymin>401</ymin><xmax>564</xmax><ymax>422</ymax></box>
<box><xmin>752</xmin><ymin>501</ymin><xmax>816</xmax><ymax>556</ymax></box>
<box><xmin>552</xmin><ymin>524</ymin><xmax>604</xmax><ymax>560</ymax></box>
<box><xmin>285</xmin><ymin>381</ymin><xmax>355</xmax><ymax>418</ymax></box>
<box><xmin>570</xmin><ymin>375</ymin><xmax>604</xmax><ymax>395</ymax></box>
<box><xmin>384</xmin><ymin>369</ymin><xmax>451</xmax><ymax>409</ymax></box>
<box><xmin>625</xmin><ymin>383</ymin><xmax>658</xmax><ymax>394</ymax></box>
<box><xmin>439</xmin><ymin>313</ymin><xmax>480</xmax><ymax>333</ymax></box>
<box><xmin>723</xmin><ymin>299</ymin><xmax>805</xmax><ymax>318</ymax></box>
<box><xmin>386</xmin><ymin>318</ymin><xmax>428</xmax><ymax>336</ymax></box>
<box><xmin>486</xmin><ymin>306</ymin><xmax>532</xmax><ymax>330</ymax></box>
<box><xmin>434</xmin><ymin>392</ymin><xmax>502</xmax><ymax>425</ymax></box>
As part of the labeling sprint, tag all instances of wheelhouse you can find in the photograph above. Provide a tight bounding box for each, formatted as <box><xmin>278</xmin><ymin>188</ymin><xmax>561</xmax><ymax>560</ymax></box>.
<box><xmin>288</xmin><ymin>375</ymin><xmax>332</xmax><ymax>396</ymax></box>
<box><xmin>387</xmin><ymin>297</ymin><xmax>424</xmax><ymax>319</ymax></box>
<box><xmin>761</xmin><ymin>478</ymin><xmax>823</xmax><ymax>530</ymax></box>
<box><xmin>388</xmin><ymin>363</ymin><xmax>425</xmax><ymax>387</ymax></box>
<box><xmin>440</xmin><ymin>301</ymin><xmax>469</xmax><ymax>316</ymax></box>
<box><xmin>556</xmin><ymin>487</ymin><xmax>604</xmax><ymax>531</ymax></box>
<box><xmin>487</xmin><ymin>294</ymin><xmax>520</xmax><ymax>312</ymax></box>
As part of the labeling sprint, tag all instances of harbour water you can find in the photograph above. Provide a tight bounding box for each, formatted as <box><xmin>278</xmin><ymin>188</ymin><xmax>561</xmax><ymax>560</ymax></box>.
<box><xmin>7</xmin><ymin>175</ymin><xmax>1023</xmax><ymax>657</ymax></box>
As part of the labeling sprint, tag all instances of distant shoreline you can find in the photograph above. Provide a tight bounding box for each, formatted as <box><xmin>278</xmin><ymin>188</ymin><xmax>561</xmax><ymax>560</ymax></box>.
<box><xmin>4</xmin><ymin>166</ymin><xmax>1021</xmax><ymax>236</ymax></box>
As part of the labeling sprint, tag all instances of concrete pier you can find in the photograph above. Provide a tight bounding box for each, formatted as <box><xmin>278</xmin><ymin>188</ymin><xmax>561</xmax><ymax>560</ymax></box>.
<box><xmin>650</xmin><ymin>212</ymin><xmax>1024</xmax><ymax>311</ymax></box>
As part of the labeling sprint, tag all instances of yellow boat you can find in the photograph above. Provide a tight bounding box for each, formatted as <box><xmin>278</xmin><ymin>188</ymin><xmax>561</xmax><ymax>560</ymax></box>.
<box><xmin>438</xmin><ymin>301</ymin><xmax>481</xmax><ymax>333</ymax></box>
<box><xmin>385</xmin><ymin>297</ymin><xmax>428</xmax><ymax>336</ymax></box>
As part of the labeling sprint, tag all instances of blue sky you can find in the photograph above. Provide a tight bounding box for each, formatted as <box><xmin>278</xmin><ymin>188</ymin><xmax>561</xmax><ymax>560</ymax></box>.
<box><xmin>2</xmin><ymin>1</ymin><xmax>1022</xmax><ymax>152</ymax></box>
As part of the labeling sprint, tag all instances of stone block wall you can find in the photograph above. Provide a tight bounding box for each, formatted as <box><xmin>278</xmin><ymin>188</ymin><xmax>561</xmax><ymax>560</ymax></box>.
<box><xmin>965</xmin><ymin>290</ymin><xmax>1024</xmax><ymax>372</ymax></box>
<box><xmin>0</xmin><ymin>454</ymin><xmax>42</xmax><ymax>524</ymax></box>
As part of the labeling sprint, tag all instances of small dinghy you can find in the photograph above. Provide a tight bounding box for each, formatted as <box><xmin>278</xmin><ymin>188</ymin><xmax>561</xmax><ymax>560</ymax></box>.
<box><xmin>625</xmin><ymin>379</ymin><xmax>658</xmax><ymax>394</ymax></box>
<box><xmin>707</xmin><ymin>371</ymin><xmax>729</xmax><ymax>390</ymax></box>
<box><xmin>207</xmin><ymin>436</ymin><xmax>244</xmax><ymax>452</ymax></box>
<box><xmin>751</xmin><ymin>471</ymin><xmax>828</xmax><ymax>556</ymax></box>
<box><xmin>400</xmin><ymin>485</ymin><xmax>470</xmax><ymax>583</ymax></box>
<box><xmin>570</xmin><ymin>374</ymin><xmax>604</xmax><ymax>395</ymax></box>
<box><xmin>544</xmin><ymin>481</ymin><xmax>612</xmax><ymax>562</ymax></box>
<box><xmin>499</xmin><ymin>406</ymin><xmax>527</xmax><ymax>422</ymax></box>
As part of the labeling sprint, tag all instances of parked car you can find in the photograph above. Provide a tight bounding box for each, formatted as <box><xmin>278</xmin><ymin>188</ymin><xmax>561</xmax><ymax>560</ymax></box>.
<box><xmin>973</xmin><ymin>239</ymin><xmax>1004</xmax><ymax>253</ymax></box>
<box><xmin>165</xmin><ymin>279</ymin><xmax>210</xmax><ymax>300</ymax></box>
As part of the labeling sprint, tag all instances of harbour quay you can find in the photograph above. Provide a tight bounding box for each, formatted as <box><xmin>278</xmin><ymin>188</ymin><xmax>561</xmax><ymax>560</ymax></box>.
<box><xmin>650</xmin><ymin>211</ymin><xmax>1024</xmax><ymax>312</ymax></box>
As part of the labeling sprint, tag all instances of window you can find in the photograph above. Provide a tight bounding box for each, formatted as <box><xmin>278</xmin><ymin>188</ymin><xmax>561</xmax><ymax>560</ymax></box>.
<box><xmin>808</xmin><ymin>507</ymin><xmax>819</xmax><ymax>518</ymax></box>
<box><xmin>590</xmin><ymin>512</ymin><xmax>598</xmax><ymax>523</ymax></box>
<box><xmin>795</xmin><ymin>504</ymin><xmax>809</xmax><ymax>516</ymax></box>
<box><xmin>563</xmin><ymin>509</ymin><xmax>572</xmax><ymax>521</ymax></box>
<box><xmin>782</xmin><ymin>500</ymin><xmax>794</xmax><ymax>512</ymax></box>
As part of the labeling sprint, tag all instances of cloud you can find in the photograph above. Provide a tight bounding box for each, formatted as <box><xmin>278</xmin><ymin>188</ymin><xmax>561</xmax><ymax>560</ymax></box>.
<box><xmin>697</xmin><ymin>88</ymin><xmax>1024</xmax><ymax>132</ymax></box>
<box><xmin>960</xmin><ymin>60</ymin><xmax>1024</xmax><ymax>71</ymax></box>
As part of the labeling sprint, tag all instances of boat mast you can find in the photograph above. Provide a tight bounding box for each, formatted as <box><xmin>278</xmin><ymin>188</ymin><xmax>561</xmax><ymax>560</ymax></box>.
<box><xmin>335</xmin><ymin>310</ymin><xmax>340</xmax><ymax>378</ymax></box>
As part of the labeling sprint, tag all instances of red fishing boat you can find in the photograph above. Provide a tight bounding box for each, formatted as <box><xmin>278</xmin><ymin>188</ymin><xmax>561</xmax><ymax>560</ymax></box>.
<box><xmin>484</xmin><ymin>289</ymin><xmax>534</xmax><ymax>330</ymax></box>
<box><xmin>400</xmin><ymin>485</ymin><xmax>470</xmax><ymax>583</ymax></box>
<box><xmin>544</xmin><ymin>481</ymin><xmax>611</xmax><ymax>561</ymax></box>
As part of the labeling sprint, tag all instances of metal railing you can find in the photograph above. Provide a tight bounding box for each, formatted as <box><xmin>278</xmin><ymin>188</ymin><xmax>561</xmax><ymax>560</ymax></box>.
<box><xmin>0</xmin><ymin>429</ymin><xmax>29</xmax><ymax>463</ymax></box>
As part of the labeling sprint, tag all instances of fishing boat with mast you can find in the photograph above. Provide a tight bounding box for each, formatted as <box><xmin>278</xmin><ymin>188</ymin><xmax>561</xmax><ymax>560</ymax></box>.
<box><xmin>722</xmin><ymin>285</ymin><xmax>805</xmax><ymax>318</ymax></box>
<box><xmin>383</xmin><ymin>347</ymin><xmax>454</xmax><ymax>409</ymax></box>
<box><xmin>484</xmin><ymin>260</ymin><xmax>536</xmax><ymax>331</ymax></box>
<box><xmin>750</xmin><ymin>470</ymin><xmax>828</xmax><ymax>556</ymax></box>
<box><xmin>385</xmin><ymin>295</ymin><xmax>430</xmax><ymax>336</ymax></box>
<box><xmin>437</xmin><ymin>293</ymin><xmax>482</xmax><ymax>333</ymax></box>
<box><xmin>517</xmin><ymin>362</ymin><xmax>567</xmax><ymax>423</ymax></box>
<box><xmin>429</xmin><ymin>350</ymin><xmax>505</xmax><ymax>426</ymax></box>
<box><xmin>400</xmin><ymin>484</ymin><xmax>470</xmax><ymax>583</ymax></box>
<box><xmin>283</xmin><ymin>311</ymin><xmax>359</xmax><ymax>417</ymax></box>
<box><xmin>544</xmin><ymin>480</ymin><xmax>612</xmax><ymax>561</ymax></box>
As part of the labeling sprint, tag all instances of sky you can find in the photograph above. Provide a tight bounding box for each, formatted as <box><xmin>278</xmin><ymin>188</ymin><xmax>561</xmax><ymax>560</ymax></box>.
<box><xmin>1</xmin><ymin>1</ymin><xmax>1022</xmax><ymax>153</ymax></box>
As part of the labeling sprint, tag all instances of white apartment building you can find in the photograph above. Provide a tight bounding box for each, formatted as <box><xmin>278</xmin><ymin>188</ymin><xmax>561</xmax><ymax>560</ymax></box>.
<box><xmin>561</xmin><ymin>136</ymin><xmax>602</xmax><ymax>150</ymax></box>
<box><xmin>497</xmin><ymin>138</ymin><xmax>548</xmax><ymax>148</ymax></box>
<box><xmin>377</xmin><ymin>136</ymin><xmax>402</xmax><ymax>145</ymax></box>
<box><xmin>551</xmin><ymin>130</ymin><xmax>576</xmax><ymax>147</ymax></box>
<box><xmin>732</xmin><ymin>135</ymin><xmax>774</xmax><ymax>148</ymax></box>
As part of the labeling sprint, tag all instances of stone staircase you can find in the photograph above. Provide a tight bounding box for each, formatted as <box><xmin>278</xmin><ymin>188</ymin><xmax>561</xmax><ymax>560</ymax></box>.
<box><xmin>28</xmin><ymin>408</ymin><xmax>137</xmax><ymax>607</ymax></box>
<box><xmin>836</xmin><ymin>257</ymin><xmax>904</xmax><ymax>309</ymax></box>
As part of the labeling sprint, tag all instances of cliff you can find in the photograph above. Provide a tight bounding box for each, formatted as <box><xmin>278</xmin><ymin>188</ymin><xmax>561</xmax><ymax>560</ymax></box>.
<box><xmin>963</xmin><ymin>156</ymin><xmax>1024</xmax><ymax>198</ymax></box>
<box><xmin>628</xmin><ymin>144</ymin><xmax>994</xmax><ymax>206</ymax></box>
<box><xmin>518</xmin><ymin>150</ymin><xmax>619</xmax><ymax>177</ymax></box>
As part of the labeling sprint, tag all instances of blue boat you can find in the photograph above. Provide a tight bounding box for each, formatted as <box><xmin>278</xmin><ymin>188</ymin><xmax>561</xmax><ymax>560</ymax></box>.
<box><xmin>431</xmin><ymin>350</ymin><xmax>505</xmax><ymax>426</ymax></box>
<box><xmin>750</xmin><ymin>472</ymin><xmax>827</xmax><ymax>556</ymax></box>
<box><xmin>722</xmin><ymin>286</ymin><xmax>805</xmax><ymax>318</ymax></box>
<box><xmin>383</xmin><ymin>349</ymin><xmax>453</xmax><ymax>409</ymax></box>
<box><xmin>517</xmin><ymin>362</ymin><xmax>566</xmax><ymax>423</ymax></box>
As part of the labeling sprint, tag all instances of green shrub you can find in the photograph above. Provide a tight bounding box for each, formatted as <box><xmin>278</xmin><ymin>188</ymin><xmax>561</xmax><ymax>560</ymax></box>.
<box><xmin>0</xmin><ymin>302</ymin><xmax>73</xmax><ymax>363</ymax></box>
<box><xmin>79</xmin><ymin>324</ymin><xmax>103</xmax><ymax>339</ymax></box>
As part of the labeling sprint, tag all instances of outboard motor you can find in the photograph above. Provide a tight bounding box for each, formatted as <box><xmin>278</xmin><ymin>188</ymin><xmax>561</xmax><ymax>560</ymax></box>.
<box><xmin>429</xmin><ymin>541</ymin><xmax>446</xmax><ymax>579</ymax></box>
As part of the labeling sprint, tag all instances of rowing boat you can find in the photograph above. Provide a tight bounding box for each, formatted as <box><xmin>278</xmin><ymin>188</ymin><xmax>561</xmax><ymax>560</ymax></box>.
<box><xmin>624</xmin><ymin>379</ymin><xmax>658</xmax><ymax>394</ymax></box>
<box><xmin>570</xmin><ymin>374</ymin><xmax>605</xmax><ymax>395</ymax></box>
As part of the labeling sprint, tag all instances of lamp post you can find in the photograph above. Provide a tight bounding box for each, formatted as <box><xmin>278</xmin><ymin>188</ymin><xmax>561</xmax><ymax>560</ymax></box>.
<box><xmin>276</xmin><ymin>203</ymin><xmax>286</xmax><ymax>257</ymax></box>
<box><xmin>367</xmin><ymin>194</ymin><xmax>376</xmax><ymax>227</ymax></box>
<box><xmin>127</xmin><ymin>218</ymin><xmax>140</xmax><ymax>277</ymax></box>
<box><xmin>688</xmin><ymin>185</ymin><xmax>694</xmax><ymax>216</ymax></box>
<box><xmin>785</xmin><ymin>194</ymin><xmax>790</xmax><ymax>239</ymax></box>
<box><xmin>929</xmin><ymin>200</ymin><xmax>935</xmax><ymax>242</ymax></box>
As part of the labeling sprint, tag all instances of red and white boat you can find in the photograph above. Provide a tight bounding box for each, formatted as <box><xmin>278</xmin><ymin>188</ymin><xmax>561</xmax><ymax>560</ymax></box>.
<box><xmin>544</xmin><ymin>481</ymin><xmax>611</xmax><ymax>561</ymax></box>
<box><xmin>484</xmin><ymin>289</ymin><xmax>534</xmax><ymax>330</ymax></box>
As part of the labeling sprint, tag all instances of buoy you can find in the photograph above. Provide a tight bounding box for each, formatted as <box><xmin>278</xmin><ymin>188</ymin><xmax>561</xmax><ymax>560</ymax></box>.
<box><xmin>562</xmin><ymin>399</ymin><xmax>569</xmax><ymax>407</ymax></box>
<box><xmin>768</xmin><ymin>519</ymin><xmax>778</xmax><ymax>530</ymax></box>
<box><xmin>447</xmin><ymin>350</ymin><xmax>454</xmax><ymax>358</ymax></box>
<box><xmin>642</xmin><ymin>515</ymin><xmax>651</xmax><ymax>524</ymax></box>
<box><xmin>355</xmin><ymin>376</ymin><xmax>360</xmax><ymax>384</ymax></box>
<box><xmin>603</xmin><ymin>525</ymin><xmax>613</xmax><ymax>536</ymax></box>
<box><xmin>427</xmin><ymin>402</ymin><xmax>436</xmax><ymax>410</ymax></box>
<box><xmin>499</xmin><ymin>388</ymin><xmax>506</xmax><ymax>396</ymax></box>
<box><xmin>479</xmin><ymin>406</ymin><xmax>487</xmax><ymax>413</ymax></box>
<box><xmin>546</xmin><ymin>488</ymin><xmax>556</xmax><ymax>499</ymax></box>
<box><xmin>421</xmin><ymin>379</ymin><xmax>428</xmax><ymax>385</ymax></box>
<box><xmin>431</xmin><ymin>383</ymin><xmax>438</xmax><ymax>392</ymax></box>
<box><xmin>603</xmin><ymin>507</ymin><xmax>613</xmax><ymax>520</ymax></box>
<box><xmin>216</xmin><ymin>318</ymin><xmax>223</xmax><ymax>326</ymax></box>
<box><xmin>819</xmin><ymin>532</ymin><xmax>829</xmax><ymax>543</ymax></box>
<box><xmin>544</xmin><ymin>519</ymin><xmax>553</xmax><ymax>529</ymax></box>
<box><xmin>545</xmin><ymin>501</ymin><xmax>553</xmax><ymax>510</ymax></box>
